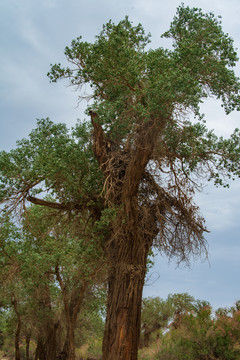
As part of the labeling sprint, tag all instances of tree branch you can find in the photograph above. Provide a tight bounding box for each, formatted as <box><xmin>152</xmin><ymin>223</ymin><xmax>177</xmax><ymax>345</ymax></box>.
<box><xmin>27</xmin><ymin>196</ymin><xmax>70</xmax><ymax>210</ymax></box>
<box><xmin>123</xmin><ymin>118</ymin><xmax>160</xmax><ymax>198</ymax></box>
<box><xmin>89</xmin><ymin>110</ymin><xmax>108</xmax><ymax>170</ymax></box>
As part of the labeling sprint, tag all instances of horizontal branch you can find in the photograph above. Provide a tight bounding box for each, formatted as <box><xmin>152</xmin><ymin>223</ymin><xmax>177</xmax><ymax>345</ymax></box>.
<box><xmin>27</xmin><ymin>196</ymin><xmax>80</xmax><ymax>211</ymax></box>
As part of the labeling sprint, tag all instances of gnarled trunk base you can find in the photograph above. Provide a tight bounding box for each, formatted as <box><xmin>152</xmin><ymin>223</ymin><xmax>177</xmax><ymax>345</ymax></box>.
<box><xmin>102</xmin><ymin>227</ymin><xmax>152</xmax><ymax>360</ymax></box>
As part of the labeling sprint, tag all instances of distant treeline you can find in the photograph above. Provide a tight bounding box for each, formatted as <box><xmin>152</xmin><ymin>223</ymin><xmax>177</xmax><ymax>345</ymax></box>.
<box><xmin>1</xmin><ymin>291</ymin><xmax>240</xmax><ymax>360</ymax></box>
<box><xmin>139</xmin><ymin>293</ymin><xmax>240</xmax><ymax>360</ymax></box>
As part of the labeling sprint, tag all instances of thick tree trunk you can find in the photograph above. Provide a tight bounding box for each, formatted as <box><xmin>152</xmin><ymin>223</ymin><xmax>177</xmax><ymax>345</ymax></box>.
<box><xmin>102</xmin><ymin>259</ymin><xmax>146</xmax><ymax>360</ymax></box>
<box><xmin>34</xmin><ymin>322</ymin><xmax>59</xmax><ymax>360</ymax></box>
<box><xmin>102</xmin><ymin>225</ymin><xmax>152</xmax><ymax>360</ymax></box>
<box><xmin>91</xmin><ymin>111</ymin><xmax>159</xmax><ymax>360</ymax></box>
<box><xmin>45</xmin><ymin>322</ymin><xmax>60</xmax><ymax>360</ymax></box>
<box><xmin>63</xmin><ymin>325</ymin><xmax>76</xmax><ymax>360</ymax></box>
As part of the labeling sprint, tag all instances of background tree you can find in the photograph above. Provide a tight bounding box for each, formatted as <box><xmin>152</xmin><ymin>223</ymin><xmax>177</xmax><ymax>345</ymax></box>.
<box><xmin>0</xmin><ymin>204</ymin><xmax>106</xmax><ymax>360</ymax></box>
<box><xmin>0</xmin><ymin>216</ymin><xmax>26</xmax><ymax>360</ymax></box>
<box><xmin>153</xmin><ymin>300</ymin><xmax>240</xmax><ymax>360</ymax></box>
<box><xmin>1</xmin><ymin>5</ymin><xmax>240</xmax><ymax>360</ymax></box>
<box><xmin>0</xmin><ymin>213</ymin><xmax>63</xmax><ymax>360</ymax></box>
<box><xmin>140</xmin><ymin>293</ymin><xmax>209</xmax><ymax>348</ymax></box>
<box><xmin>23</xmin><ymin>204</ymin><xmax>106</xmax><ymax>360</ymax></box>
<box><xmin>141</xmin><ymin>296</ymin><xmax>173</xmax><ymax>347</ymax></box>
<box><xmin>167</xmin><ymin>293</ymin><xmax>197</xmax><ymax>330</ymax></box>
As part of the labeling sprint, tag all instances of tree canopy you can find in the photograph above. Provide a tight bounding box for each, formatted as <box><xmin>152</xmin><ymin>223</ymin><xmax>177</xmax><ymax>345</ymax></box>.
<box><xmin>1</xmin><ymin>7</ymin><xmax>239</xmax><ymax>261</ymax></box>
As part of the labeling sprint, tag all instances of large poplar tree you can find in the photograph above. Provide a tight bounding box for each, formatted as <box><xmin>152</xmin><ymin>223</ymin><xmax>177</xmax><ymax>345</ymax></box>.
<box><xmin>1</xmin><ymin>5</ymin><xmax>240</xmax><ymax>360</ymax></box>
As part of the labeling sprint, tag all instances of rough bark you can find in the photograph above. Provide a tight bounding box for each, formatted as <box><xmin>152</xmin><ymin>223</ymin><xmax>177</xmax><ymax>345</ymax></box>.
<box><xmin>102</xmin><ymin>201</ymin><xmax>156</xmax><ymax>360</ymax></box>
<box><xmin>102</xmin><ymin>229</ymin><xmax>151</xmax><ymax>360</ymax></box>
<box><xmin>90</xmin><ymin>111</ymin><xmax>159</xmax><ymax>360</ymax></box>
<box><xmin>34</xmin><ymin>323</ymin><xmax>59</xmax><ymax>360</ymax></box>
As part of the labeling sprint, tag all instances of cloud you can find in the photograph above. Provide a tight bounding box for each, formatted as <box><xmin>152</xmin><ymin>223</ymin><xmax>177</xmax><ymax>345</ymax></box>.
<box><xmin>196</xmin><ymin>181</ymin><xmax>240</xmax><ymax>231</ymax></box>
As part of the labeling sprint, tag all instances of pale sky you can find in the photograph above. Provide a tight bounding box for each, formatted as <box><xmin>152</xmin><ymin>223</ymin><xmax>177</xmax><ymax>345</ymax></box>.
<box><xmin>0</xmin><ymin>0</ymin><xmax>240</xmax><ymax>310</ymax></box>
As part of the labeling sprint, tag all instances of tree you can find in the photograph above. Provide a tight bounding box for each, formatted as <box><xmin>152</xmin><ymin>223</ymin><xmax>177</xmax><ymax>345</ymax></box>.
<box><xmin>140</xmin><ymin>293</ymin><xmax>209</xmax><ymax>348</ymax></box>
<box><xmin>212</xmin><ymin>304</ymin><xmax>240</xmax><ymax>359</ymax></box>
<box><xmin>156</xmin><ymin>303</ymin><xmax>214</xmax><ymax>360</ymax></box>
<box><xmin>154</xmin><ymin>301</ymin><xmax>240</xmax><ymax>360</ymax></box>
<box><xmin>0</xmin><ymin>118</ymin><xmax>106</xmax><ymax>359</ymax></box>
<box><xmin>141</xmin><ymin>297</ymin><xmax>173</xmax><ymax>347</ymax></box>
<box><xmin>0</xmin><ymin>213</ymin><xmax>63</xmax><ymax>360</ymax></box>
<box><xmin>22</xmin><ymin>205</ymin><xmax>105</xmax><ymax>360</ymax></box>
<box><xmin>1</xmin><ymin>5</ymin><xmax>240</xmax><ymax>360</ymax></box>
<box><xmin>167</xmin><ymin>293</ymin><xmax>196</xmax><ymax>330</ymax></box>
<box><xmin>0</xmin><ymin>206</ymin><xmax>105</xmax><ymax>360</ymax></box>
<box><xmin>0</xmin><ymin>216</ymin><xmax>25</xmax><ymax>360</ymax></box>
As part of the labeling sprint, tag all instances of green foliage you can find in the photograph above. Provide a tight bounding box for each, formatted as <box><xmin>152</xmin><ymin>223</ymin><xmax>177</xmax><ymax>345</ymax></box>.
<box><xmin>140</xmin><ymin>292</ymin><xmax>206</xmax><ymax>347</ymax></box>
<box><xmin>141</xmin><ymin>296</ymin><xmax>172</xmax><ymax>332</ymax></box>
<box><xmin>139</xmin><ymin>295</ymin><xmax>240</xmax><ymax>360</ymax></box>
<box><xmin>46</xmin><ymin>5</ymin><xmax>240</xmax><ymax>193</ymax></box>
<box><xmin>0</xmin><ymin>204</ymin><xmax>106</xmax><ymax>355</ymax></box>
<box><xmin>94</xmin><ymin>207</ymin><xmax>117</xmax><ymax>239</ymax></box>
<box><xmin>48</xmin><ymin>17</ymin><xmax>151</xmax><ymax>141</ymax></box>
<box><xmin>0</xmin><ymin>310</ymin><xmax>9</xmax><ymax>348</ymax></box>
<box><xmin>162</xmin><ymin>4</ymin><xmax>240</xmax><ymax>114</ymax></box>
<box><xmin>0</xmin><ymin>118</ymin><xmax>103</xmax><ymax>209</ymax></box>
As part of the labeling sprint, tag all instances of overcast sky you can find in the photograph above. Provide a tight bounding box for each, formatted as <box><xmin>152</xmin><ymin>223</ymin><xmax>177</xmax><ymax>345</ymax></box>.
<box><xmin>1</xmin><ymin>0</ymin><xmax>240</xmax><ymax>310</ymax></box>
